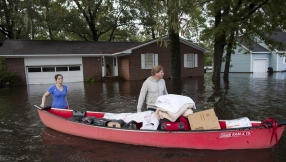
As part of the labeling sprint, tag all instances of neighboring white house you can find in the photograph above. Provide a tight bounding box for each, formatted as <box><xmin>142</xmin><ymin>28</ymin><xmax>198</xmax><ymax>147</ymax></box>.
<box><xmin>221</xmin><ymin>31</ymin><xmax>286</xmax><ymax>73</ymax></box>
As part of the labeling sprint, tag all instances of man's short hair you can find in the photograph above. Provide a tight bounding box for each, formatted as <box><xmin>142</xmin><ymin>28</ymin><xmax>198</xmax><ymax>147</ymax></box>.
<box><xmin>151</xmin><ymin>65</ymin><xmax>164</xmax><ymax>76</ymax></box>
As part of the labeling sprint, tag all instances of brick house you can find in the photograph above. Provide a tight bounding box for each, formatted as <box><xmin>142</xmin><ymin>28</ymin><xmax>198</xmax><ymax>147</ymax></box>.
<box><xmin>0</xmin><ymin>37</ymin><xmax>208</xmax><ymax>85</ymax></box>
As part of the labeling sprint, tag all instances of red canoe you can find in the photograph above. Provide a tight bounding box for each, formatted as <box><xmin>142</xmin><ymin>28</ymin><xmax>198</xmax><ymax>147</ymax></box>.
<box><xmin>34</xmin><ymin>105</ymin><xmax>286</xmax><ymax>150</ymax></box>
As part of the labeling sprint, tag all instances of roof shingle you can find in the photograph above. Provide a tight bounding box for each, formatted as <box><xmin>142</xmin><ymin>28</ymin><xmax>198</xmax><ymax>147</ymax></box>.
<box><xmin>0</xmin><ymin>40</ymin><xmax>143</xmax><ymax>55</ymax></box>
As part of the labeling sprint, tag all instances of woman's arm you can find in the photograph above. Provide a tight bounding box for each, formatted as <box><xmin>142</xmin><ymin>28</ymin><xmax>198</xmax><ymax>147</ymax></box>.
<box><xmin>40</xmin><ymin>91</ymin><xmax>50</xmax><ymax>107</ymax></box>
<box><xmin>65</xmin><ymin>96</ymin><xmax>69</xmax><ymax>109</ymax></box>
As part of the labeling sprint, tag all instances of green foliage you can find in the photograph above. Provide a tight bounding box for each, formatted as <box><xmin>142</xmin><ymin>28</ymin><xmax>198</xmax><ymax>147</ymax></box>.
<box><xmin>0</xmin><ymin>71</ymin><xmax>21</xmax><ymax>87</ymax></box>
<box><xmin>0</xmin><ymin>0</ymin><xmax>30</xmax><ymax>39</ymax></box>
<box><xmin>204</xmin><ymin>53</ymin><xmax>213</xmax><ymax>66</ymax></box>
<box><xmin>84</xmin><ymin>76</ymin><xmax>95</xmax><ymax>83</ymax></box>
<box><xmin>0</xmin><ymin>58</ymin><xmax>6</xmax><ymax>72</ymax></box>
<box><xmin>0</xmin><ymin>0</ymin><xmax>140</xmax><ymax>41</ymax></box>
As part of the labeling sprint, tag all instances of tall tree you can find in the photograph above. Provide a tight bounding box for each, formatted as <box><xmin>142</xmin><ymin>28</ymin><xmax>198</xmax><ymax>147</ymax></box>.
<box><xmin>136</xmin><ymin>0</ymin><xmax>162</xmax><ymax>40</ymax></box>
<box><xmin>105</xmin><ymin>0</ymin><xmax>138</xmax><ymax>42</ymax></box>
<box><xmin>0</xmin><ymin>0</ymin><xmax>30</xmax><ymax>40</ymax></box>
<box><xmin>33</xmin><ymin>1</ymin><xmax>69</xmax><ymax>40</ymax></box>
<box><xmin>141</xmin><ymin>0</ymin><xmax>203</xmax><ymax>80</ymax></box>
<box><xmin>200</xmin><ymin>0</ymin><xmax>286</xmax><ymax>85</ymax></box>
<box><xmin>166</xmin><ymin>0</ymin><xmax>181</xmax><ymax>80</ymax></box>
<box><xmin>64</xmin><ymin>0</ymin><xmax>112</xmax><ymax>41</ymax></box>
<box><xmin>55</xmin><ymin>0</ymin><xmax>138</xmax><ymax>41</ymax></box>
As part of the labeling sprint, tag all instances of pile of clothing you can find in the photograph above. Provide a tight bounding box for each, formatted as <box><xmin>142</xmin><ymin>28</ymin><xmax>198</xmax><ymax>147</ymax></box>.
<box><xmin>155</xmin><ymin>94</ymin><xmax>196</xmax><ymax>122</ymax></box>
<box><xmin>103</xmin><ymin>94</ymin><xmax>196</xmax><ymax>130</ymax></box>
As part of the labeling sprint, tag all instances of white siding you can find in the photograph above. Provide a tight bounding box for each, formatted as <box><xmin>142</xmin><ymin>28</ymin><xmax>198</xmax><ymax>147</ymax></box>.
<box><xmin>25</xmin><ymin>57</ymin><xmax>82</xmax><ymax>66</ymax></box>
<box><xmin>221</xmin><ymin>47</ymin><xmax>251</xmax><ymax>72</ymax></box>
<box><xmin>25</xmin><ymin>57</ymin><xmax>83</xmax><ymax>84</ymax></box>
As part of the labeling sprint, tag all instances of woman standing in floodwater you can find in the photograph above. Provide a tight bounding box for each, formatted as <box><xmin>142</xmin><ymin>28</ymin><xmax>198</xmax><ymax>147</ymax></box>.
<box><xmin>40</xmin><ymin>74</ymin><xmax>69</xmax><ymax>109</ymax></box>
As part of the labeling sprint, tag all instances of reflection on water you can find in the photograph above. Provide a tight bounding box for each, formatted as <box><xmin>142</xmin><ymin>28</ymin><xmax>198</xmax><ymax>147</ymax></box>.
<box><xmin>252</xmin><ymin>72</ymin><xmax>286</xmax><ymax>79</ymax></box>
<box><xmin>0</xmin><ymin>72</ymin><xmax>286</xmax><ymax>161</ymax></box>
<box><xmin>252</xmin><ymin>72</ymin><xmax>268</xmax><ymax>78</ymax></box>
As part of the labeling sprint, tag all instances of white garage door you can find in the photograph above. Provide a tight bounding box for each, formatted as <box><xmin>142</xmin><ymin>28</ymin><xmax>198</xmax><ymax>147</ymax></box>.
<box><xmin>253</xmin><ymin>59</ymin><xmax>267</xmax><ymax>72</ymax></box>
<box><xmin>25</xmin><ymin>57</ymin><xmax>83</xmax><ymax>84</ymax></box>
<box><xmin>27</xmin><ymin>65</ymin><xmax>83</xmax><ymax>84</ymax></box>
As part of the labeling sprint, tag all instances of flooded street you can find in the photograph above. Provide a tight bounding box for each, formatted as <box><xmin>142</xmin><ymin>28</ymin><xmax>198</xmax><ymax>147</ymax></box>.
<box><xmin>0</xmin><ymin>72</ymin><xmax>286</xmax><ymax>162</ymax></box>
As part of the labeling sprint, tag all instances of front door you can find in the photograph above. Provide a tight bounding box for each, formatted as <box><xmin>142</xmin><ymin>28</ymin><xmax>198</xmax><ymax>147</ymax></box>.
<box><xmin>113</xmin><ymin>57</ymin><xmax>118</xmax><ymax>76</ymax></box>
<box><xmin>101</xmin><ymin>56</ymin><xmax>118</xmax><ymax>77</ymax></box>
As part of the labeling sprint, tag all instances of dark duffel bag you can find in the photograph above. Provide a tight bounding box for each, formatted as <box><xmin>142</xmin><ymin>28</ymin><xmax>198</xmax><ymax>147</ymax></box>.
<box><xmin>122</xmin><ymin>120</ymin><xmax>137</xmax><ymax>129</ymax></box>
<box><xmin>82</xmin><ymin>116</ymin><xmax>96</xmax><ymax>125</ymax></box>
<box><xmin>93</xmin><ymin>118</ymin><xmax>110</xmax><ymax>126</ymax></box>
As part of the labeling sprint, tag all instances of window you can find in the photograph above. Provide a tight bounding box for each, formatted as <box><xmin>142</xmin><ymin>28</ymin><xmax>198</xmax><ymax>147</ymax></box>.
<box><xmin>56</xmin><ymin>67</ymin><xmax>68</xmax><ymax>71</ymax></box>
<box><xmin>184</xmin><ymin>54</ymin><xmax>198</xmax><ymax>68</ymax></box>
<box><xmin>42</xmin><ymin>67</ymin><xmax>55</xmax><ymax>72</ymax></box>
<box><xmin>69</xmin><ymin>66</ymin><xmax>80</xmax><ymax>71</ymax></box>
<box><xmin>28</xmin><ymin>67</ymin><xmax>41</xmax><ymax>72</ymax></box>
<box><xmin>141</xmin><ymin>53</ymin><xmax>158</xmax><ymax>69</ymax></box>
<box><xmin>27</xmin><ymin>65</ymin><xmax>81</xmax><ymax>72</ymax></box>
<box><xmin>145</xmin><ymin>54</ymin><xmax>154</xmax><ymax>69</ymax></box>
<box><xmin>284</xmin><ymin>56</ymin><xmax>286</xmax><ymax>64</ymax></box>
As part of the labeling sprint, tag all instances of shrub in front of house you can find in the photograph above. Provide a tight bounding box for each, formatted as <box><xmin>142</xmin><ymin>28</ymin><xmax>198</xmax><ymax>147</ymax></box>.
<box><xmin>84</xmin><ymin>76</ymin><xmax>95</xmax><ymax>83</ymax></box>
<box><xmin>0</xmin><ymin>72</ymin><xmax>21</xmax><ymax>87</ymax></box>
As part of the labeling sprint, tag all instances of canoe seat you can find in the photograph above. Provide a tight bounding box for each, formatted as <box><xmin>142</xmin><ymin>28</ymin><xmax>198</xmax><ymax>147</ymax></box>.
<box><xmin>68</xmin><ymin>110</ymin><xmax>86</xmax><ymax>122</ymax></box>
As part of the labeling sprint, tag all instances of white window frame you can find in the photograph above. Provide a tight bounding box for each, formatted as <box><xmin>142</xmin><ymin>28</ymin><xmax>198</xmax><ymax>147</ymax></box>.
<box><xmin>184</xmin><ymin>53</ymin><xmax>198</xmax><ymax>68</ymax></box>
<box><xmin>141</xmin><ymin>53</ymin><xmax>158</xmax><ymax>69</ymax></box>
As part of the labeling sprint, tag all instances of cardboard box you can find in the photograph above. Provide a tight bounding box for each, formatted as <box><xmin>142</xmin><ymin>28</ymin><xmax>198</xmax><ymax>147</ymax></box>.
<box><xmin>187</xmin><ymin>108</ymin><xmax>221</xmax><ymax>130</ymax></box>
<box><xmin>225</xmin><ymin>117</ymin><xmax>251</xmax><ymax>128</ymax></box>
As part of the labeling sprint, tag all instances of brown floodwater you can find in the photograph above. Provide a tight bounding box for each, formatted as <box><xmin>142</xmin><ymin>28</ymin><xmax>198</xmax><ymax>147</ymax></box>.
<box><xmin>0</xmin><ymin>72</ymin><xmax>286</xmax><ymax>162</ymax></box>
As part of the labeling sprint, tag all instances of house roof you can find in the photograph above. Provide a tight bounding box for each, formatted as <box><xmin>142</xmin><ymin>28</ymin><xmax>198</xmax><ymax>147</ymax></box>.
<box><xmin>266</xmin><ymin>31</ymin><xmax>286</xmax><ymax>51</ymax></box>
<box><xmin>0</xmin><ymin>37</ymin><xmax>208</xmax><ymax>57</ymax></box>
<box><xmin>120</xmin><ymin>36</ymin><xmax>209</xmax><ymax>54</ymax></box>
<box><xmin>239</xmin><ymin>40</ymin><xmax>270</xmax><ymax>53</ymax></box>
<box><xmin>0</xmin><ymin>39</ymin><xmax>143</xmax><ymax>56</ymax></box>
<box><xmin>237</xmin><ymin>31</ymin><xmax>286</xmax><ymax>53</ymax></box>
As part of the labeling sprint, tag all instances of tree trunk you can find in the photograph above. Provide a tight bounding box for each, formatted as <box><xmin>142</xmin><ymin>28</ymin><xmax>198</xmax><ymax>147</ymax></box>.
<box><xmin>212</xmin><ymin>38</ymin><xmax>225</xmax><ymax>86</ymax></box>
<box><xmin>91</xmin><ymin>26</ymin><xmax>99</xmax><ymax>41</ymax></box>
<box><xmin>212</xmin><ymin>6</ymin><xmax>227</xmax><ymax>86</ymax></box>
<box><xmin>223</xmin><ymin>30</ymin><xmax>235</xmax><ymax>82</ymax></box>
<box><xmin>151</xmin><ymin>27</ymin><xmax>155</xmax><ymax>40</ymax></box>
<box><xmin>223</xmin><ymin>50</ymin><xmax>231</xmax><ymax>82</ymax></box>
<box><xmin>108</xmin><ymin>26</ymin><xmax>117</xmax><ymax>42</ymax></box>
<box><xmin>48</xmin><ymin>28</ymin><xmax>53</xmax><ymax>40</ymax></box>
<box><xmin>169</xmin><ymin>28</ymin><xmax>181</xmax><ymax>80</ymax></box>
<box><xmin>2</xmin><ymin>1</ymin><xmax>15</xmax><ymax>39</ymax></box>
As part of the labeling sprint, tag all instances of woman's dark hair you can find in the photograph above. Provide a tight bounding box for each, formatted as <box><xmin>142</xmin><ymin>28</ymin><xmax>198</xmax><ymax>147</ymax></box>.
<box><xmin>54</xmin><ymin>74</ymin><xmax>63</xmax><ymax>80</ymax></box>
